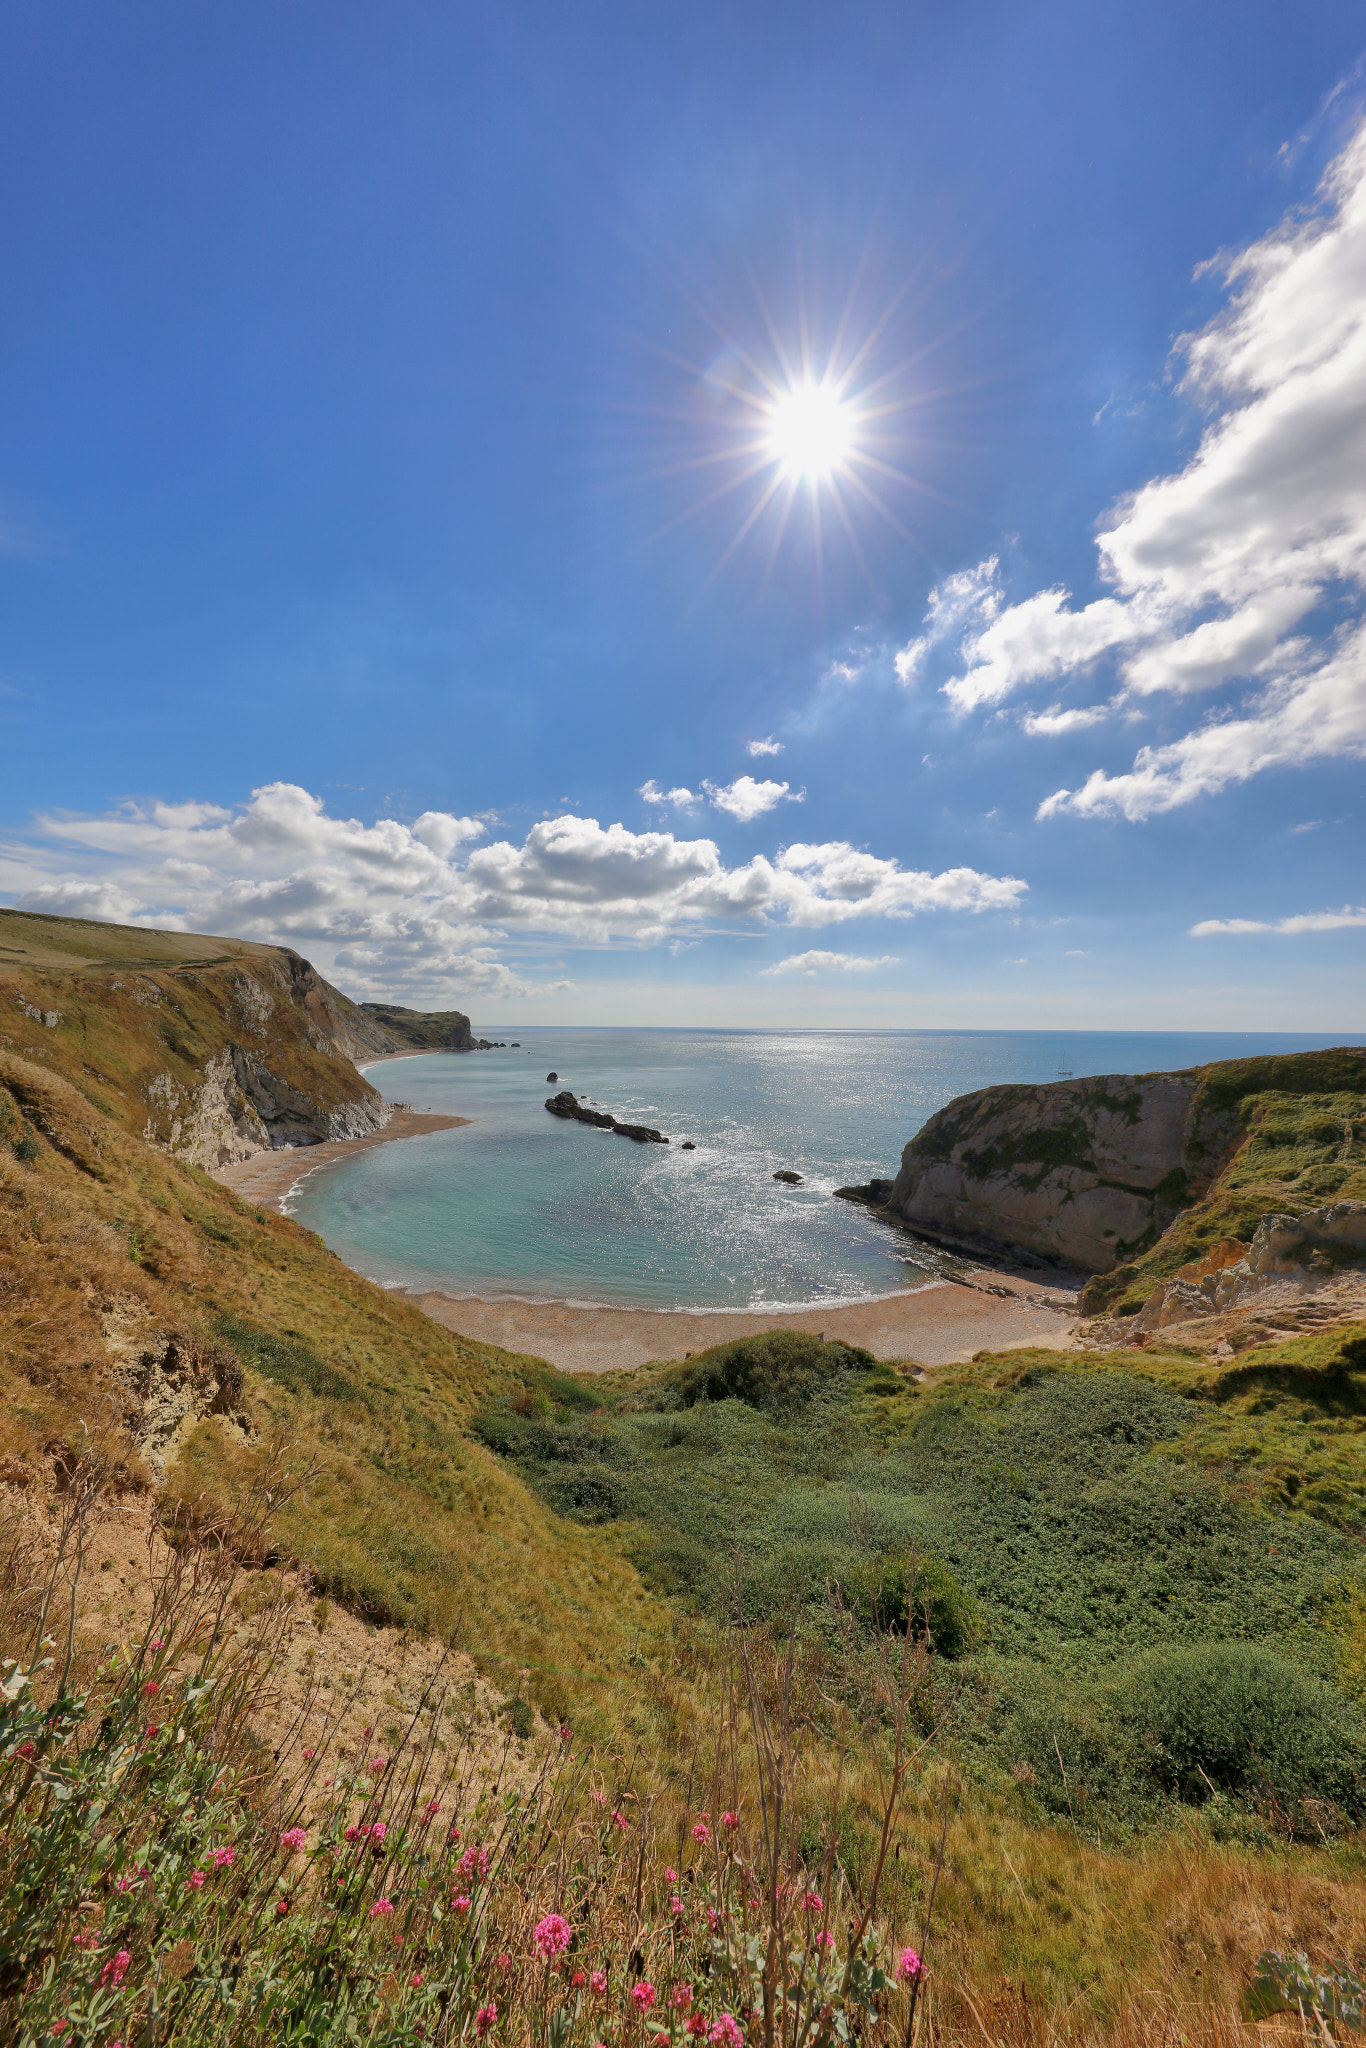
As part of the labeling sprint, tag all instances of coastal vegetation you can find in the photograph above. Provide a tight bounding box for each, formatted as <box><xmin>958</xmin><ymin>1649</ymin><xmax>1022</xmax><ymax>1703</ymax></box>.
<box><xmin>4</xmin><ymin>910</ymin><xmax>1366</xmax><ymax>2039</ymax></box>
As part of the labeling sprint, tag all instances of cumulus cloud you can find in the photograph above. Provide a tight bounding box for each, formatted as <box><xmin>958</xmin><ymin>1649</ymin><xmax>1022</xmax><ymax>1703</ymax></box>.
<box><xmin>901</xmin><ymin>117</ymin><xmax>1366</xmax><ymax>816</ymax></box>
<box><xmin>746</xmin><ymin>736</ymin><xmax>784</xmax><ymax>756</ymax></box>
<box><xmin>761</xmin><ymin>950</ymin><xmax>898</xmax><ymax>975</ymax></box>
<box><xmin>702</xmin><ymin>775</ymin><xmax>803</xmax><ymax>821</ymax></box>
<box><xmin>1190</xmin><ymin>904</ymin><xmax>1366</xmax><ymax>935</ymax></box>
<box><xmin>0</xmin><ymin>782</ymin><xmax>1028</xmax><ymax>997</ymax></box>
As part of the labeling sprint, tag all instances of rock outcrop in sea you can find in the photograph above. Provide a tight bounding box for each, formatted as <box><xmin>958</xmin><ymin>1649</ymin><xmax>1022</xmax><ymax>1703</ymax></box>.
<box><xmin>544</xmin><ymin>1089</ymin><xmax>668</xmax><ymax>1144</ymax></box>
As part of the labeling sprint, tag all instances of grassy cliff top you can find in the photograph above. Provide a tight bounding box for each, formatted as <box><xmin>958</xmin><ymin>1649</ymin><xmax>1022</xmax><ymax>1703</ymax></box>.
<box><xmin>0</xmin><ymin>905</ymin><xmax>277</xmax><ymax>979</ymax></box>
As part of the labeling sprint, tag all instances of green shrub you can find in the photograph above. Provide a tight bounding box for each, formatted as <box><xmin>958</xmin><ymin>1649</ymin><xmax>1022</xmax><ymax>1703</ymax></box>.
<box><xmin>846</xmin><ymin>1550</ymin><xmax>980</xmax><ymax>1658</ymax></box>
<box><xmin>648</xmin><ymin>1331</ymin><xmax>874</xmax><ymax>1415</ymax></box>
<box><xmin>1117</xmin><ymin>1642</ymin><xmax>1366</xmax><ymax>1818</ymax></box>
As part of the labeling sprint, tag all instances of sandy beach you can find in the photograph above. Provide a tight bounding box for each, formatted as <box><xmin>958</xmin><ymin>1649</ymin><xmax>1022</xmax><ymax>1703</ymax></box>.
<box><xmin>212</xmin><ymin>1108</ymin><xmax>470</xmax><ymax>1207</ymax></box>
<box><xmin>406</xmin><ymin>1274</ymin><xmax>1078</xmax><ymax>1372</ymax></box>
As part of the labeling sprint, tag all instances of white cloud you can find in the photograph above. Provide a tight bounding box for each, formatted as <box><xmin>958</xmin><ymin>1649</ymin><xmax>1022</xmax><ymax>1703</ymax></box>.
<box><xmin>1</xmin><ymin>783</ymin><xmax>1028</xmax><ymax>997</ymax></box>
<box><xmin>1190</xmin><ymin>904</ymin><xmax>1366</xmax><ymax>935</ymax></box>
<box><xmin>702</xmin><ymin>775</ymin><xmax>803</xmax><ymax>821</ymax></box>
<box><xmin>895</xmin><ymin>557</ymin><xmax>1000</xmax><ymax>684</ymax></box>
<box><xmin>762</xmin><ymin>950</ymin><xmax>898</xmax><ymax>976</ymax></box>
<box><xmin>746</xmin><ymin>736</ymin><xmax>784</xmax><ymax>756</ymax></box>
<box><xmin>1021</xmin><ymin>702</ymin><xmax>1112</xmax><ymax>737</ymax></box>
<box><xmin>638</xmin><ymin>780</ymin><xmax>699</xmax><ymax>808</ymax></box>
<box><xmin>1038</xmin><ymin>618</ymin><xmax>1366</xmax><ymax>818</ymax></box>
<box><xmin>914</xmin><ymin>117</ymin><xmax>1366</xmax><ymax>815</ymax></box>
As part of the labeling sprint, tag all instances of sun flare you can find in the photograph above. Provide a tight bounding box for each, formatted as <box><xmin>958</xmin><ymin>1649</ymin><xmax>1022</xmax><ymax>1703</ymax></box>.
<box><xmin>764</xmin><ymin>379</ymin><xmax>856</xmax><ymax>482</ymax></box>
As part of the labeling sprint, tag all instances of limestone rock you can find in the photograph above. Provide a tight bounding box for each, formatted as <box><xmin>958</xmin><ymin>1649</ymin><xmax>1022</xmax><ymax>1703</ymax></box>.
<box><xmin>886</xmin><ymin>1070</ymin><xmax>1243</xmax><ymax>1273</ymax></box>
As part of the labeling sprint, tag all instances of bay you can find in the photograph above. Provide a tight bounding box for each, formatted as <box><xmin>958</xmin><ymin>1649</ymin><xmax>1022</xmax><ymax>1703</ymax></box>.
<box><xmin>286</xmin><ymin>1027</ymin><xmax>1363</xmax><ymax>1311</ymax></box>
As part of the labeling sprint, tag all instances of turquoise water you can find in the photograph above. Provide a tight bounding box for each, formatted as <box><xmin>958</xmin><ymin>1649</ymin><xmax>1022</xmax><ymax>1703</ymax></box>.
<box><xmin>287</xmin><ymin>1029</ymin><xmax>1364</xmax><ymax>1311</ymax></box>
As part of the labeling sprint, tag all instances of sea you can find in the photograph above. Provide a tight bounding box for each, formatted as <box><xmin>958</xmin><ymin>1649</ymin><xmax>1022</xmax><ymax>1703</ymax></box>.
<box><xmin>285</xmin><ymin>1028</ymin><xmax>1364</xmax><ymax>1313</ymax></box>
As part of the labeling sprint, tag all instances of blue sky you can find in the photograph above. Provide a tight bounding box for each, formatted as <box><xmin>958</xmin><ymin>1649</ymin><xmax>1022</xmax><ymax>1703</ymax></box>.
<box><xmin>2</xmin><ymin>1</ymin><xmax>1364</xmax><ymax>1027</ymax></box>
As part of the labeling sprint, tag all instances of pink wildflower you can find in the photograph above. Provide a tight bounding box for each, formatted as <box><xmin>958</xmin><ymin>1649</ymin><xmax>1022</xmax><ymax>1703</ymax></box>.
<box><xmin>368</xmin><ymin>1755</ymin><xmax>388</xmax><ymax>1775</ymax></box>
<box><xmin>707</xmin><ymin>1906</ymin><xmax>723</xmax><ymax>1933</ymax></box>
<box><xmin>897</xmin><ymin>1948</ymin><xmax>923</xmax><ymax>1982</ymax></box>
<box><xmin>100</xmin><ymin>1949</ymin><xmax>131</xmax><ymax>1989</ymax></box>
<box><xmin>368</xmin><ymin>1822</ymin><xmax>387</xmax><ymax>1844</ymax></box>
<box><xmin>571</xmin><ymin>1970</ymin><xmax>587</xmax><ymax>1988</ymax></box>
<box><xmin>590</xmin><ymin>1968</ymin><xmax>609</xmax><ymax>1995</ymax></box>
<box><xmin>451</xmin><ymin>1894</ymin><xmax>472</xmax><ymax>1913</ymax></box>
<box><xmin>670</xmin><ymin>1896</ymin><xmax>683</xmax><ymax>1915</ymax></box>
<box><xmin>709</xmin><ymin>2018</ymin><xmax>744</xmax><ymax>2048</ymax></box>
<box><xmin>475</xmin><ymin>2003</ymin><xmax>498</xmax><ymax>2037</ymax></box>
<box><xmin>142</xmin><ymin>1681</ymin><xmax>160</xmax><ymax>1697</ymax></box>
<box><xmin>74</xmin><ymin>1930</ymin><xmax>98</xmax><ymax>1950</ymax></box>
<box><xmin>422</xmin><ymin>1799</ymin><xmax>441</xmax><ymax>1823</ymax></box>
<box><xmin>691</xmin><ymin>1817</ymin><xmax>711</xmax><ymax>1845</ymax></box>
<box><xmin>497</xmin><ymin>1952</ymin><xmax>512</xmax><ymax>1974</ymax></box>
<box><xmin>323</xmin><ymin>1777</ymin><xmax>335</xmax><ymax>1788</ymax></box>
<box><xmin>143</xmin><ymin>1725</ymin><xmax>159</xmax><ymax>1740</ymax></box>
<box><xmin>654</xmin><ymin>2033</ymin><xmax>671</xmax><ymax>2047</ymax></box>
<box><xmin>280</xmin><ymin>1828</ymin><xmax>307</xmax><ymax>1854</ymax></box>
<box><xmin>344</xmin><ymin>1824</ymin><xmax>361</xmax><ymax>1843</ymax></box>
<box><xmin>15</xmin><ymin>1741</ymin><xmax>36</xmax><ymax>1760</ymax></box>
<box><xmin>276</xmin><ymin>1899</ymin><xmax>291</xmax><ymax>1917</ymax></box>
<box><xmin>457</xmin><ymin>1844</ymin><xmax>490</xmax><ymax>1879</ymax></box>
<box><xmin>186</xmin><ymin>1869</ymin><xmax>206</xmax><ymax>1891</ymax></box>
<box><xmin>666</xmin><ymin>1867</ymin><xmax>678</xmax><ymax>1882</ymax></box>
<box><xmin>51</xmin><ymin>2023</ymin><xmax>67</xmax><ymax>2037</ymax></box>
<box><xmin>686</xmin><ymin>2019</ymin><xmax>706</xmax><ymax>2039</ymax></box>
<box><xmin>370</xmin><ymin>1898</ymin><xmax>395</xmax><ymax>1919</ymax></box>
<box><xmin>533</xmin><ymin>1913</ymin><xmax>572</xmax><ymax>1958</ymax></box>
<box><xmin>363</xmin><ymin>1724</ymin><xmax>373</xmax><ymax>1737</ymax></box>
<box><xmin>148</xmin><ymin>1638</ymin><xmax>165</xmax><ymax>1650</ymax></box>
<box><xmin>303</xmin><ymin>1747</ymin><xmax>315</xmax><ymax>1760</ymax></box>
<box><xmin>212</xmin><ymin>1847</ymin><xmax>234</xmax><ymax>1870</ymax></box>
<box><xmin>559</xmin><ymin>1724</ymin><xmax>572</xmax><ymax>1741</ymax></box>
<box><xmin>592</xmin><ymin>1787</ymin><xmax>607</xmax><ymax>1807</ymax></box>
<box><xmin>672</xmin><ymin>1985</ymin><xmax>694</xmax><ymax>2012</ymax></box>
<box><xmin>610</xmin><ymin>1809</ymin><xmax>627</xmax><ymax>1831</ymax></box>
<box><xmin>115</xmin><ymin>1875</ymin><xmax>135</xmax><ymax>1894</ymax></box>
<box><xmin>632</xmin><ymin>1983</ymin><xmax>656</xmax><ymax>2014</ymax></box>
<box><xmin>721</xmin><ymin>1810</ymin><xmax>738</xmax><ymax>1829</ymax></box>
<box><xmin>815</xmin><ymin>1930</ymin><xmax>836</xmax><ymax>1952</ymax></box>
<box><xmin>800</xmin><ymin>1890</ymin><xmax>823</xmax><ymax>1913</ymax></box>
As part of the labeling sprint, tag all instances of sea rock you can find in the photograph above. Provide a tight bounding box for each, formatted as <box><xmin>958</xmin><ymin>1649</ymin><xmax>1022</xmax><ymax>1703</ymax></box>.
<box><xmin>547</xmin><ymin>1072</ymin><xmax>558</xmax><ymax>1082</ymax></box>
<box><xmin>885</xmin><ymin>1069</ymin><xmax>1245</xmax><ymax>1273</ymax></box>
<box><xmin>544</xmin><ymin>1089</ymin><xmax>668</xmax><ymax>1144</ymax></box>
<box><xmin>833</xmin><ymin>1177</ymin><xmax>894</xmax><ymax>1206</ymax></box>
<box><xmin>772</xmin><ymin>1170</ymin><xmax>803</xmax><ymax>1185</ymax></box>
<box><xmin>681</xmin><ymin>1141</ymin><xmax>696</xmax><ymax>1150</ymax></box>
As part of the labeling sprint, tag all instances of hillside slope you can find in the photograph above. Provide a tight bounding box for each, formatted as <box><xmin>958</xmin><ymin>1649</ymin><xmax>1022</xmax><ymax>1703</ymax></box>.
<box><xmin>0</xmin><ymin>1041</ymin><xmax>668</xmax><ymax>1732</ymax></box>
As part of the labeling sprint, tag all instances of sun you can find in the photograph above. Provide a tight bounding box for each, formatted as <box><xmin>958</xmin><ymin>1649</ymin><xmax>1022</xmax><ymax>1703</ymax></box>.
<box><xmin>764</xmin><ymin>379</ymin><xmax>857</xmax><ymax>482</ymax></box>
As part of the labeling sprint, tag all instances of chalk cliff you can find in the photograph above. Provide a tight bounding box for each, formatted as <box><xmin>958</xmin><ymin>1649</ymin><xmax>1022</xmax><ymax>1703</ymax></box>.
<box><xmin>885</xmin><ymin>1069</ymin><xmax>1243</xmax><ymax>1272</ymax></box>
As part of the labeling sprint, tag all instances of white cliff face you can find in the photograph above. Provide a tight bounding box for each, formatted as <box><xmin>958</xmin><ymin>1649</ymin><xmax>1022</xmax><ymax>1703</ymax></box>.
<box><xmin>887</xmin><ymin>1071</ymin><xmax>1242</xmax><ymax>1272</ymax></box>
<box><xmin>143</xmin><ymin>1047</ymin><xmax>390</xmax><ymax>1171</ymax></box>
